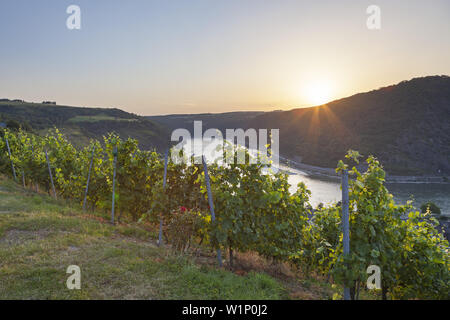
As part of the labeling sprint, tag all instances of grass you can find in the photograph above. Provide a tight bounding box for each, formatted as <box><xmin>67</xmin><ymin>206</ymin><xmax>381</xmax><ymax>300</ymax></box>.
<box><xmin>0</xmin><ymin>175</ymin><xmax>362</xmax><ymax>300</ymax></box>
<box><xmin>0</xmin><ymin>176</ymin><xmax>290</xmax><ymax>300</ymax></box>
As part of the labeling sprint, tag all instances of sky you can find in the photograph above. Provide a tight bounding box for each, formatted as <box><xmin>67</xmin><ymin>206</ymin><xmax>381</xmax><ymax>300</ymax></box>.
<box><xmin>0</xmin><ymin>0</ymin><xmax>449</xmax><ymax>115</ymax></box>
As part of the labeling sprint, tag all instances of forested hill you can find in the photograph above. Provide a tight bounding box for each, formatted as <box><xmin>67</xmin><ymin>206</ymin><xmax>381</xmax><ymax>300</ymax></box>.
<box><xmin>247</xmin><ymin>76</ymin><xmax>450</xmax><ymax>175</ymax></box>
<box><xmin>0</xmin><ymin>100</ymin><xmax>169</xmax><ymax>151</ymax></box>
<box><xmin>150</xmin><ymin>76</ymin><xmax>450</xmax><ymax>176</ymax></box>
<box><xmin>148</xmin><ymin>111</ymin><xmax>264</xmax><ymax>133</ymax></box>
<box><xmin>2</xmin><ymin>76</ymin><xmax>449</xmax><ymax>175</ymax></box>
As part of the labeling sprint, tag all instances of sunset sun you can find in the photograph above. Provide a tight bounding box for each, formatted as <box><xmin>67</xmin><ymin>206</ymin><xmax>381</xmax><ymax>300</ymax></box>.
<box><xmin>305</xmin><ymin>81</ymin><xmax>333</xmax><ymax>106</ymax></box>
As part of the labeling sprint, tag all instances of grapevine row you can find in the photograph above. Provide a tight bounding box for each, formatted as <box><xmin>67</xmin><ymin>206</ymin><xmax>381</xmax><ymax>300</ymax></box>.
<box><xmin>0</xmin><ymin>128</ymin><xmax>448</xmax><ymax>299</ymax></box>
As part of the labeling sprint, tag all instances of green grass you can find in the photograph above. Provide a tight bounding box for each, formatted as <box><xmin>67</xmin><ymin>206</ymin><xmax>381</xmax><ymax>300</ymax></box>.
<box><xmin>0</xmin><ymin>176</ymin><xmax>288</xmax><ymax>300</ymax></box>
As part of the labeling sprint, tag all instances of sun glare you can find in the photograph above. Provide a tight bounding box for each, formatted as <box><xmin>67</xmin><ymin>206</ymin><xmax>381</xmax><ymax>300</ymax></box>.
<box><xmin>305</xmin><ymin>81</ymin><xmax>332</xmax><ymax>106</ymax></box>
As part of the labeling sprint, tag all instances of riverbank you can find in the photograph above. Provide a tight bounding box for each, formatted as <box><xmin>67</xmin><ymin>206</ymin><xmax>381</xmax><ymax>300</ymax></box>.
<box><xmin>280</xmin><ymin>156</ymin><xmax>450</xmax><ymax>184</ymax></box>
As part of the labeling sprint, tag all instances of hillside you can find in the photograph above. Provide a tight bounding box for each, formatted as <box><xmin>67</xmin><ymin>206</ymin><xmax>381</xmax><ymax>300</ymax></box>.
<box><xmin>150</xmin><ymin>76</ymin><xmax>450</xmax><ymax>176</ymax></box>
<box><xmin>2</xmin><ymin>76</ymin><xmax>449</xmax><ymax>175</ymax></box>
<box><xmin>0</xmin><ymin>175</ymin><xmax>335</xmax><ymax>300</ymax></box>
<box><xmin>0</xmin><ymin>100</ymin><xmax>169</xmax><ymax>151</ymax></box>
<box><xmin>148</xmin><ymin>111</ymin><xmax>264</xmax><ymax>133</ymax></box>
<box><xmin>250</xmin><ymin>76</ymin><xmax>450</xmax><ymax>175</ymax></box>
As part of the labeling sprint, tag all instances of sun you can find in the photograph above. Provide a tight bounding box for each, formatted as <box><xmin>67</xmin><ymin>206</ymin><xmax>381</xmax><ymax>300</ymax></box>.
<box><xmin>305</xmin><ymin>81</ymin><xmax>332</xmax><ymax>106</ymax></box>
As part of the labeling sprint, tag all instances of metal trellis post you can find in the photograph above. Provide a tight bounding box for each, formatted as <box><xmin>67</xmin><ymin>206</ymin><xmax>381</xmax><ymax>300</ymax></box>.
<box><xmin>342</xmin><ymin>169</ymin><xmax>350</xmax><ymax>300</ymax></box>
<box><xmin>111</xmin><ymin>146</ymin><xmax>117</xmax><ymax>225</ymax></box>
<box><xmin>202</xmin><ymin>156</ymin><xmax>223</xmax><ymax>267</ymax></box>
<box><xmin>158</xmin><ymin>149</ymin><xmax>169</xmax><ymax>246</ymax></box>
<box><xmin>45</xmin><ymin>150</ymin><xmax>56</xmax><ymax>199</ymax></box>
<box><xmin>5</xmin><ymin>137</ymin><xmax>17</xmax><ymax>181</ymax></box>
<box><xmin>83</xmin><ymin>146</ymin><xmax>96</xmax><ymax>211</ymax></box>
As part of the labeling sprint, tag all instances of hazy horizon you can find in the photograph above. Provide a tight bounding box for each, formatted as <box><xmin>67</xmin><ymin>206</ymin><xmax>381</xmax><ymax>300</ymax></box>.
<box><xmin>1</xmin><ymin>0</ymin><xmax>450</xmax><ymax>115</ymax></box>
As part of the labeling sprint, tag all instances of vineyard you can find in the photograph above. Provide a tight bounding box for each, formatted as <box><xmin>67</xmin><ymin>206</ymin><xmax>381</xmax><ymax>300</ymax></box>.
<box><xmin>0</xmin><ymin>128</ymin><xmax>449</xmax><ymax>300</ymax></box>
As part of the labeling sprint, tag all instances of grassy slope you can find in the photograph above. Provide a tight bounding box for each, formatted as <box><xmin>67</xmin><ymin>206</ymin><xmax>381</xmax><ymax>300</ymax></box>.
<box><xmin>0</xmin><ymin>175</ymin><xmax>338</xmax><ymax>300</ymax></box>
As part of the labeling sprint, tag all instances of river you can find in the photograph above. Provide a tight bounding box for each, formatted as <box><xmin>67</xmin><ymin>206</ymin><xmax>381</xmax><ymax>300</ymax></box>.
<box><xmin>281</xmin><ymin>163</ymin><xmax>450</xmax><ymax>217</ymax></box>
<box><xmin>182</xmin><ymin>138</ymin><xmax>450</xmax><ymax>217</ymax></box>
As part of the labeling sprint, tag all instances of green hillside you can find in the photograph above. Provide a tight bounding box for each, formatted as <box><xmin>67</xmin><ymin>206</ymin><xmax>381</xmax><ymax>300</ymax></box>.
<box><xmin>148</xmin><ymin>111</ymin><xmax>264</xmax><ymax>133</ymax></box>
<box><xmin>0</xmin><ymin>100</ymin><xmax>169</xmax><ymax>151</ymax></box>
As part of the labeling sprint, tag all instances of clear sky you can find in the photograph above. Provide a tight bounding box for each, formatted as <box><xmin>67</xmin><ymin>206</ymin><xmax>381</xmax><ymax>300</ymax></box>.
<box><xmin>1</xmin><ymin>0</ymin><xmax>449</xmax><ymax>115</ymax></box>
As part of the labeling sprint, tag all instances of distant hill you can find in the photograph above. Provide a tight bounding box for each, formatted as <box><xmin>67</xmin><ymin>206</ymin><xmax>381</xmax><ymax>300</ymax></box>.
<box><xmin>148</xmin><ymin>111</ymin><xmax>264</xmax><ymax>133</ymax></box>
<box><xmin>150</xmin><ymin>76</ymin><xmax>450</xmax><ymax>176</ymax></box>
<box><xmin>3</xmin><ymin>76</ymin><xmax>449</xmax><ymax>175</ymax></box>
<box><xmin>249</xmin><ymin>76</ymin><xmax>450</xmax><ymax>175</ymax></box>
<box><xmin>0</xmin><ymin>101</ymin><xmax>169</xmax><ymax>151</ymax></box>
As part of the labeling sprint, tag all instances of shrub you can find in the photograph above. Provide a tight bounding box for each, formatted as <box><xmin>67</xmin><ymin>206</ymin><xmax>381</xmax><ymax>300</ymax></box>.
<box><xmin>420</xmin><ymin>202</ymin><xmax>441</xmax><ymax>215</ymax></box>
